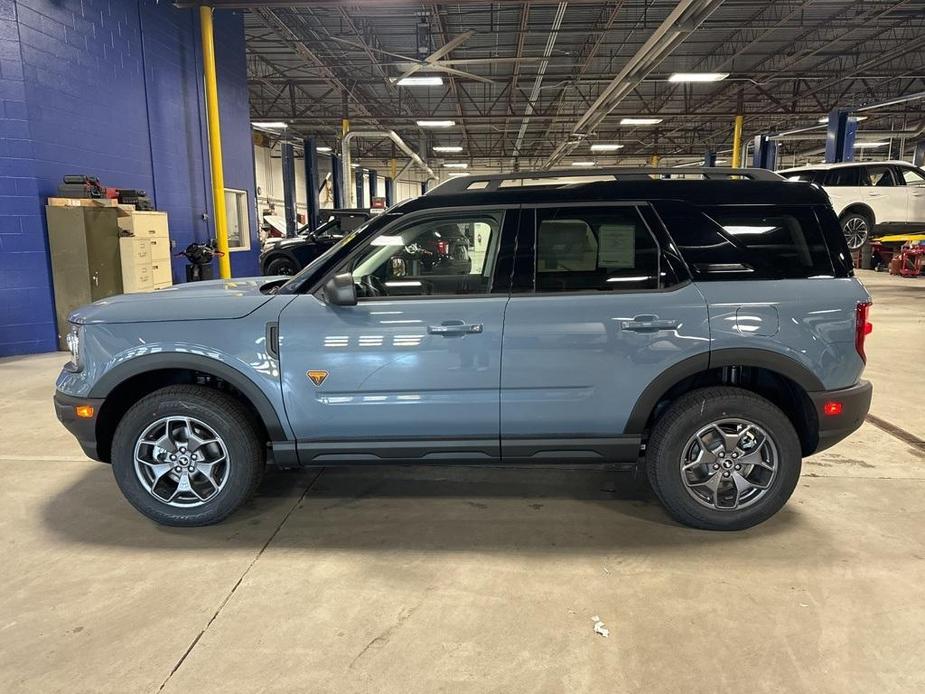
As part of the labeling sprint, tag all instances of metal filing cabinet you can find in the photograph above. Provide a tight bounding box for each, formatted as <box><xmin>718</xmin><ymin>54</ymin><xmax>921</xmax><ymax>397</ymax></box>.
<box><xmin>45</xmin><ymin>205</ymin><xmax>124</xmax><ymax>349</ymax></box>
<box><xmin>117</xmin><ymin>211</ymin><xmax>173</xmax><ymax>291</ymax></box>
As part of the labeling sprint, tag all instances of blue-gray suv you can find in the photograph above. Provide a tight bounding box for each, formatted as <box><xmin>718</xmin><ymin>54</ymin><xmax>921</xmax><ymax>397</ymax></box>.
<box><xmin>54</xmin><ymin>168</ymin><xmax>873</xmax><ymax>530</ymax></box>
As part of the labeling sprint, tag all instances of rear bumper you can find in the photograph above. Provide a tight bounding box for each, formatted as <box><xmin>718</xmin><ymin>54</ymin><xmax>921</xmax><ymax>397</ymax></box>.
<box><xmin>54</xmin><ymin>391</ymin><xmax>106</xmax><ymax>461</ymax></box>
<box><xmin>809</xmin><ymin>380</ymin><xmax>872</xmax><ymax>454</ymax></box>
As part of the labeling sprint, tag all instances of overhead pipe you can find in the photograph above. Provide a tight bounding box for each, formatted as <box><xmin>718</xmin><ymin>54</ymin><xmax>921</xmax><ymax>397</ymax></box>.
<box><xmin>341</xmin><ymin>130</ymin><xmax>436</xmax><ymax>206</ymax></box>
<box><xmin>544</xmin><ymin>0</ymin><xmax>724</xmax><ymax>169</ymax></box>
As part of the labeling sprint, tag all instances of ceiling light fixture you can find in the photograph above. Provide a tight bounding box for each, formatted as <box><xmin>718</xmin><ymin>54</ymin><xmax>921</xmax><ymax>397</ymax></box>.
<box><xmin>620</xmin><ymin>117</ymin><xmax>663</xmax><ymax>125</ymax></box>
<box><xmin>668</xmin><ymin>72</ymin><xmax>728</xmax><ymax>82</ymax></box>
<box><xmin>590</xmin><ymin>144</ymin><xmax>624</xmax><ymax>152</ymax></box>
<box><xmin>251</xmin><ymin>121</ymin><xmax>288</xmax><ymax>129</ymax></box>
<box><xmin>854</xmin><ymin>141</ymin><xmax>889</xmax><ymax>148</ymax></box>
<box><xmin>447</xmin><ymin>172</ymin><xmax>469</xmax><ymax>178</ymax></box>
<box><xmin>571</xmin><ymin>161</ymin><xmax>596</xmax><ymax>167</ymax></box>
<box><xmin>316</xmin><ymin>146</ymin><xmax>332</xmax><ymax>153</ymax></box>
<box><xmin>397</xmin><ymin>76</ymin><xmax>444</xmax><ymax>86</ymax></box>
<box><xmin>416</xmin><ymin>119</ymin><xmax>456</xmax><ymax>128</ymax></box>
<box><xmin>433</xmin><ymin>145</ymin><xmax>463</xmax><ymax>153</ymax></box>
<box><xmin>444</xmin><ymin>162</ymin><xmax>468</xmax><ymax>169</ymax></box>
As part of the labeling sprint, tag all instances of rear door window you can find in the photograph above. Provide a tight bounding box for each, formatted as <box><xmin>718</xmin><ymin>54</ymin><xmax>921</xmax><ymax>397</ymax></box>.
<box><xmin>530</xmin><ymin>206</ymin><xmax>668</xmax><ymax>292</ymax></box>
<box><xmin>866</xmin><ymin>166</ymin><xmax>895</xmax><ymax>187</ymax></box>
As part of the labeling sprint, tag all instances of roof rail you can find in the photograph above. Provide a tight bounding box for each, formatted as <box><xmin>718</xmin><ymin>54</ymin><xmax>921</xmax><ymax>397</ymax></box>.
<box><xmin>428</xmin><ymin>166</ymin><xmax>783</xmax><ymax>195</ymax></box>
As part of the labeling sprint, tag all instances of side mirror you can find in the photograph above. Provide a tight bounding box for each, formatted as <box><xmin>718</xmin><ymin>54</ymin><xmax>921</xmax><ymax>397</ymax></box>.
<box><xmin>322</xmin><ymin>272</ymin><xmax>357</xmax><ymax>306</ymax></box>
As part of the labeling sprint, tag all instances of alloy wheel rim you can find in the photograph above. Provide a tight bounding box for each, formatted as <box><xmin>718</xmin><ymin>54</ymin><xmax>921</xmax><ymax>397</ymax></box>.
<box><xmin>679</xmin><ymin>418</ymin><xmax>778</xmax><ymax>511</ymax></box>
<box><xmin>133</xmin><ymin>416</ymin><xmax>229</xmax><ymax>508</ymax></box>
<box><xmin>843</xmin><ymin>217</ymin><xmax>868</xmax><ymax>250</ymax></box>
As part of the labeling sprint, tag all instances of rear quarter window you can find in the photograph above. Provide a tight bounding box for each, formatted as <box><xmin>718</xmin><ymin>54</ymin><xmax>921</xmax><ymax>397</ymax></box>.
<box><xmin>655</xmin><ymin>201</ymin><xmax>843</xmax><ymax>280</ymax></box>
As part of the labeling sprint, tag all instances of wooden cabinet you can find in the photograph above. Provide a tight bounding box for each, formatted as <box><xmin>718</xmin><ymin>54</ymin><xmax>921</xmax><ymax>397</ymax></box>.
<box><xmin>117</xmin><ymin>211</ymin><xmax>174</xmax><ymax>292</ymax></box>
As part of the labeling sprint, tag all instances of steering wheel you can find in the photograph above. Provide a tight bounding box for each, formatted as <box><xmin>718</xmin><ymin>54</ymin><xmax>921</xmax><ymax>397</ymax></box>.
<box><xmin>357</xmin><ymin>274</ymin><xmax>388</xmax><ymax>297</ymax></box>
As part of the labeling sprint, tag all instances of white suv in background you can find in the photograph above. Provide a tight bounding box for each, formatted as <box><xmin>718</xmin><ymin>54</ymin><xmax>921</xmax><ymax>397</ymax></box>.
<box><xmin>778</xmin><ymin>161</ymin><xmax>925</xmax><ymax>248</ymax></box>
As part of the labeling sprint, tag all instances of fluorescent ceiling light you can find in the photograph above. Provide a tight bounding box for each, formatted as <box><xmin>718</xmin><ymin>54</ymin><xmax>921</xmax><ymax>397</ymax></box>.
<box><xmin>854</xmin><ymin>141</ymin><xmax>889</xmax><ymax>148</ymax></box>
<box><xmin>316</xmin><ymin>146</ymin><xmax>332</xmax><ymax>153</ymax></box>
<box><xmin>817</xmin><ymin>116</ymin><xmax>868</xmax><ymax>123</ymax></box>
<box><xmin>351</xmin><ymin>163</ymin><xmax>360</xmax><ymax>168</ymax></box>
<box><xmin>433</xmin><ymin>145</ymin><xmax>463</xmax><ymax>153</ymax></box>
<box><xmin>444</xmin><ymin>162</ymin><xmax>468</xmax><ymax>169</ymax></box>
<box><xmin>571</xmin><ymin>161</ymin><xmax>596</xmax><ymax>167</ymax></box>
<box><xmin>416</xmin><ymin>119</ymin><xmax>456</xmax><ymax>128</ymax></box>
<box><xmin>590</xmin><ymin>144</ymin><xmax>624</xmax><ymax>152</ymax></box>
<box><xmin>397</xmin><ymin>76</ymin><xmax>444</xmax><ymax>86</ymax></box>
<box><xmin>668</xmin><ymin>72</ymin><xmax>728</xmax><ymax>83</ymax></box>
<box><xmin>251</xmin><ymin>121</ymin><xmax>288</xmax><ymax>129</ymax></box>
<box><xmin>447</xmin><ymin>172</ymin><xmax>469</xmax><ymax>178</ymax></box>
<box><xmin>620</xmin><ymin>117</ymin><xmax>663</xmax><ymax>125</ymax></box>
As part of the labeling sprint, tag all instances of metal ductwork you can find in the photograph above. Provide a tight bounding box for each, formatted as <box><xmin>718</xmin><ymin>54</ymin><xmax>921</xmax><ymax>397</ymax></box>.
<box><xmin>341</xmin><ymin>131</ymin><xmax>437</xmax><ymax>207</ymax></box>
<box><xmin>544</xmin><ymin>0</ymin><xmax>725</xmax><ymax>169</ymax></box>
<box><xmin>510</xmin><ymin>2</ymin><xmax>568</xmax><ymax>168</ymax></box>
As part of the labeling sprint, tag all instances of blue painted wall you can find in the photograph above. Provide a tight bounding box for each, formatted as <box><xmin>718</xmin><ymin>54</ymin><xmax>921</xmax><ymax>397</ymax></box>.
<box><xmin>0</xmin><ymin>0</ymin><xmax>258</xmax><ymax>356</ymax></box>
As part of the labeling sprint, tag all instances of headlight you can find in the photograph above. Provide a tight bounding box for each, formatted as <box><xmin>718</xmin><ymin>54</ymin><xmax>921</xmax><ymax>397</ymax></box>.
<box><xmin>65</xmin><ymin>325</ymin><xmax>82</xmax><ymax>370</ymax></box>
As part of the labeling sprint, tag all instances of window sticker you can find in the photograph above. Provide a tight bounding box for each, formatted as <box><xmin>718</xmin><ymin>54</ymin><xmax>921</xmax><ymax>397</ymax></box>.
<box><xmin>598</xmin><ymin>224</ymin><xmax>636</xmax><ymax>268</ymax></box>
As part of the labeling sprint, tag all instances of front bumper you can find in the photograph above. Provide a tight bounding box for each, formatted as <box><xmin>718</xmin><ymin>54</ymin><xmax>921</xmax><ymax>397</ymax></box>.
<box><xmin>54</xmin><ymin>391</ymin><xmax>106</xmax><ymax>461</ymax></box>
<box><xmin>809</xmin><ymin>380</ymin><xmax>872</xmax><ymax>454</ymax></box>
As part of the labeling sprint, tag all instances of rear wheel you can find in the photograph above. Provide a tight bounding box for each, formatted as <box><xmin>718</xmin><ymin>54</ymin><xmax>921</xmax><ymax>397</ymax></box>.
<box><xmin>840</xmin><ymin>211</ymin><xmax>872</xmax><ymax>250</ymax></box>
<box><xmin>646</xmin><ymin>387</ymin><xmax>801</xmax><ymax>530</ymax></box>
<box><xmin>111</xmin><ymin>386</ymin><xmax>265</xmax><ymax>526</ymax></box>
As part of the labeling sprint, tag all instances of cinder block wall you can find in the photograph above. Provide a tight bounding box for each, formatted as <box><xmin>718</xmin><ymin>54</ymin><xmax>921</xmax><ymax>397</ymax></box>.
<box><xmin>0</xmin><ymin>0</ymin><xmax>258</xmax><ymax>356</ymax></box>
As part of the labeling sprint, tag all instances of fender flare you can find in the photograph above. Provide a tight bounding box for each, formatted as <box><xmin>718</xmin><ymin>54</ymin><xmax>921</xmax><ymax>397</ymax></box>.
<box><xmin>624</xmin><ymin>348</ymin><xmax>824</xmax><ymax>435</ymax></box>
<box><xmin>89</xmin><ymin>353</ymin><xmax>287</xmax><ymax>440</ymax></box>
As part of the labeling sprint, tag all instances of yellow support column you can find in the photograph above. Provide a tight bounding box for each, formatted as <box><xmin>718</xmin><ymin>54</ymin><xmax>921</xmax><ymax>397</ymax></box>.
<box><xmin>732</xmin><ymin>115</ymin><xmax>744</xmax><ymax>169</ymax></box>
<box><xmin>649</xmin><ymin>153</ymin><xmax>661</xmax><ymax>167</ymax></box>
<box><xmin>200</xmin><ymin>5</ymin><xmax>231</xmax><ymax>279</ymax></box>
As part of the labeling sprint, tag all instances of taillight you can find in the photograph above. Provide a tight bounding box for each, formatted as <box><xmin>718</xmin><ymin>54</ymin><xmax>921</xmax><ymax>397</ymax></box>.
<box><xmin>856</xmin><ymin>301</ymin><xmax>872</xmax><ymax>363</ymax></box>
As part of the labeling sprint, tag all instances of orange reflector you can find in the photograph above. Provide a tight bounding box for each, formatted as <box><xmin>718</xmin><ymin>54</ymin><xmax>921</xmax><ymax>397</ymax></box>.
<box><xmin>74</xmin><ymin>405</ymin><xmax>95</xmax><ymax>418</ymax></box>
<box><xmin>823</xmin><ymin>401</ymin><xmax>843</xmax><ymax>417</ymax></box>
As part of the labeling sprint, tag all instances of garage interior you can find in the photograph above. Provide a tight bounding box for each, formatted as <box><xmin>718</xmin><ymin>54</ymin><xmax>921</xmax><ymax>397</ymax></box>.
<box><xmin>2</xmin><ymin>0</ymin><xmax>925</xmax><ymax>692</ymax></box>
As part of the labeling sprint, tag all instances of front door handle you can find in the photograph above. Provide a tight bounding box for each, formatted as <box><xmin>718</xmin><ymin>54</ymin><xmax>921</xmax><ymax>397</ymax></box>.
<box><xmin>868</xmin><ymin>192</ymin><xmax>884</xmax><ymax>198</ymax></box>
<box><xmin>621</xmin><ymin>316</ymin><xmax>679</xmax><ymax>332</ymax></box>
<box><xmin>428</xmin><ymin>321</ymin><xmax>484</xmax><ymax>336</ymax></box>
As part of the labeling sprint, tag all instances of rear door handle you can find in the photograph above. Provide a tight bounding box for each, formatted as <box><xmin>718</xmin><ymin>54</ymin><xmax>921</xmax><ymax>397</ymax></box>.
<box><xmin>428</xmin><ymin>321</ymin><xmax>484</xmax><ymax>336</ymax></box>
<box><xmin>868</xmin><ymin>192</ymin><xmax>884</xmax><ymax>197</ymax></box>
<box><xmin>621</xmin><ymin>316</ymin><xmax>679</xmax><ymax>332</ymax></box>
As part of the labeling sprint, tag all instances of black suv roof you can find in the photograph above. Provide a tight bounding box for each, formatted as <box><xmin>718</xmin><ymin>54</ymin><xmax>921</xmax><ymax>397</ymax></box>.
<box><xmin>401</xmin><ymin>167</ymin><xmax>829</xmax><ymax>213</ymax></box>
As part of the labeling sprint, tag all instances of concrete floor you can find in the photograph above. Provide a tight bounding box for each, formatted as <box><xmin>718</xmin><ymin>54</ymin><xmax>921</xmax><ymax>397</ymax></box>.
<box><xmin>1</xmin><ymin>270</ymin><xmax>924</xmax><ymax>694</ymax></box>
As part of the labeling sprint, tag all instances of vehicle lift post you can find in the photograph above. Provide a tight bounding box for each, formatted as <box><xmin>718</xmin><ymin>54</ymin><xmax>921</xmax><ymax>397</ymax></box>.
<box><xmin>331</xmin><ymin>153</ymin><xmax>344</xmax><ymax>209</ymax></box>
<box><xmin>355</xmin><ymin>167</ymin><xmax>365</xmax><ymax>208</ymax></box>
<box><xmin>303</xmin><ymin>136</ymin><xmax>320</xmax><ymax>232</ymax></box>
<box><xmin>384</xmin><ymin>177</ymin><xmax>394</xmax><ymax>207</ymax></box>
<box><xmin>368</xmin><ymin>169</ymin><xmax>378</xmax><ymax>202</ymax></box>
<box><xmin>280</xmin><ymin>141</ymin><xmax>297</xmax><ymax>237</ymax></box>
<box><xmin>824</xmin><ymin>109</ymin><xmax>858</xmax><ymax>163</ymax></box>
<box><xmin>751</xmin><ymin>135</ymin><xmax>778</xmax><ymax>170</ymax></box>
<box><xmin>703</xmin><ymin>150</ymin><xmax>716</xmax><ymax>167</ymax></box>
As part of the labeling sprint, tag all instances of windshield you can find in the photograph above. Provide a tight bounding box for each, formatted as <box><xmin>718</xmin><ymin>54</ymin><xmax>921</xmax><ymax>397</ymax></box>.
<box><xmin>276</xmin><ymin>213</ymin><xmax>397</xmax><ymax>294</ymax></box>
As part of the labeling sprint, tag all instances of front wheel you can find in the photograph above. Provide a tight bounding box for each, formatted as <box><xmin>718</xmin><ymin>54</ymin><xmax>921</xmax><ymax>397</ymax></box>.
<box><xmin>265</xmin><ymin>256</ymin><xmax>299</xmax><ymax>276</ymax></box>
<box><xmin>646</xmin><ymin>387</ymin><xmax>801</xmax><ymax>530</ymax></box>
<box><xmin>840</xmin><ymin>211</ymin><xmax>872</xmax><ymax>250</ymax></box>
<box><xmin>111</xmin><ymin>386</ymin><xmax>265</xmax><ymax>526</ymax></box>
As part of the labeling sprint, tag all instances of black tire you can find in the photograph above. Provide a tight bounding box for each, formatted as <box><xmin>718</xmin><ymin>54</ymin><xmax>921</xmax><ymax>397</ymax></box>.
<box><xmin>646</xmin><ymin>387</ymin><xmax>801</xmax><ymax>531</ymax></box>
<box><xmin>111</xmin><ymin>386</ymin><xmax>265</xmax><ymax>526</ymax></box>
<box><xmin>265</xmin><ymin>256</ymin><xmax>299</xmax><ymax>276</ymax></box>
<box><xmin>840</xmin><ymin>210</ymin><xmax>872</xmax><ymax>250</ymax></box>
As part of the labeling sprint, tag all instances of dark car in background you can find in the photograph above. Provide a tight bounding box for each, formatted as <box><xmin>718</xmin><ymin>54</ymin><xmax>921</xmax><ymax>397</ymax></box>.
<box><xmin>260</xmin><ymin>209</ymin><xmax>372</xmax><ymax>276</ymax></box>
